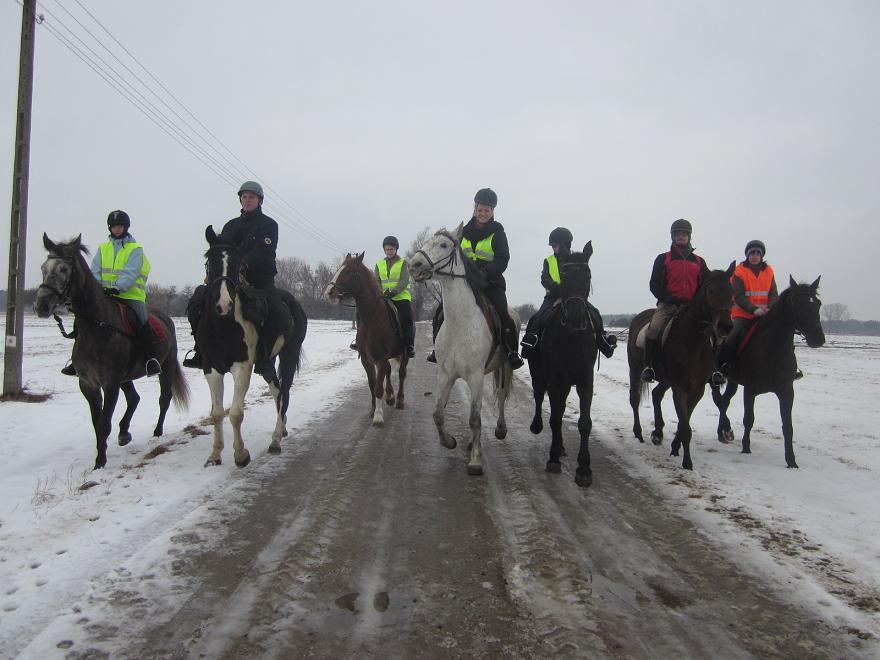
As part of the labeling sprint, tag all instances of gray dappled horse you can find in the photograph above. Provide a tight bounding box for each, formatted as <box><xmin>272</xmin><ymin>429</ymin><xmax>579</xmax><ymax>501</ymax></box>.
<box><xmin>34</xmin><ymin>233</ymin><xmax>189</xmax><ymax>469</ymax></box>
<box><xmin>323</xmin><ymin>252</ymin><xmax>409</xmax><ymax>426</ymax></box>
<box><xmin>408</xmin><ymin>224</ymin><xmax>517</xmax><ymax>476</ymax></box>
<box><xmin>711</xmin><ymin>276</ymin><xmax>825</xmax><ymax>468</ymax></box>
<box><xmin>196</xmin><ymin>226</ymin><xmax>307</xmax><ymax>467</ymax></box>
<box><xmin>527</xmin><ymin>243</ymin><xmax>598</xmax><ymax>487</ymax></box>
<box><xmin>627</xmin><ymin>263</ymin><xmax>736</xmax><ymax>470</ymax></box>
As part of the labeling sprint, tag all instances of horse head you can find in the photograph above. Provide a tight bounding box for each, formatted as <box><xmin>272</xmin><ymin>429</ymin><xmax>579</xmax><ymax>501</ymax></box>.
<box><xmin>34</xmin><ymin>233</ymin><xmax>90</xmax><ymax>318</ymax></box>
<box><xmin>786</xmin><ymin>275</ymin><xmax>825</xmax><ymax>348</ymax></box>
<box><xmin>558</xmin><ymin>241</ymin><xmax>593</xmax><ymax>331</ymax></box>
<box><xmin>204</xmin><ymin>225</ymin><xmax>244</xmax><ymax>316</ymax></box>
<box><xmin>408</xmin><ymin>224</ymin><xmax>466</xmax><ymax>283</ymax></box>
<box><xmin>324</xmin><ymin>252</ymin><xmax>373</xmax><ymax>303</ymax></box>
<box><xmin>694</xmin><ymin>261</ymin><xmax>736</xmax><ymax>336</ymax></box>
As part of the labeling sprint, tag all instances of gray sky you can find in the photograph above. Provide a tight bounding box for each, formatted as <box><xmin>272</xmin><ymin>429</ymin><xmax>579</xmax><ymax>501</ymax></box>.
<box><xmin>2</xmin><ymin>0</ymin><xmax>879</xmax><ymax>319</ymax></box>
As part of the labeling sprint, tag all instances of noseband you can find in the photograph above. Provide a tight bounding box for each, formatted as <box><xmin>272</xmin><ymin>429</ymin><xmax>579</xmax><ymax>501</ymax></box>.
<box><xmin>559</xmin><ymin>262</ymin><xmax>591</xmax><ymax>330</ymax></box>
<box><xmin>413</xmin><ymin>242</ymin><xmax>468</xmax><ymax>280</ymax></box>
<box><xmin>205</xmin><ymin>245</ymin><xmax>243</xmax><ymax>298</ymax></box>
<box><xmin>37</xmin><ymin>255</ymin><xmax>76</xmax><ymax>303</ymax></box>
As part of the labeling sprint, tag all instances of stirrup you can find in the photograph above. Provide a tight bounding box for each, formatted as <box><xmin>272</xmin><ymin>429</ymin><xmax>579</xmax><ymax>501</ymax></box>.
<box><xmin>406</xmin><ymin>346</ymin><xmax>416</xmax><ymax>359</ymax></box>
<box><xmin>145</xmin><ymin>358</ymin><xmax>162</xmax><ymax>376</ymax></box>
<box><xmin>426</xmin><ymin>350</ymin><xmax>437</xmax><ymax>363</ymax></box>
<box><xmin>61</xmin><ymin>361</ymin><xmax>77</xmax><ymax>377</ymax></box>
<box><xmin>508</xmin><ymin>351</ymin><xmax>524</xmax><ymax>370</ymax></box>
<box><xmin>349</xmin><ymin>340</ymin><xmax>358</xmax><ymax>350</ymax></box>
<box><xmin>641</xmin><ymin>366</ymin><xmax>655</xmax><ymax>383</ymax></box>
<box><xmin>182</xmin><ymin>349</ymin><xmax>202</xmax><ymax>369</ymax></box>
<box><xmin>793</xmin><ymin>369</ymin><xmax>804</xmax><ymax>381</ymax></box>
<box><xmin>710</xmin><ymin>371</ymin><xmax>726</xmax><ymax>387</ymax></box>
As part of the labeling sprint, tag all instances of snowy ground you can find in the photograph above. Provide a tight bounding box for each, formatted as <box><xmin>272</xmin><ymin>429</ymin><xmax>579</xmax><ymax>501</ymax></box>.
<box><xmin>1</xmin><ymin>316</ymin><xmax>878</xmax><ymax>653</ymax></box>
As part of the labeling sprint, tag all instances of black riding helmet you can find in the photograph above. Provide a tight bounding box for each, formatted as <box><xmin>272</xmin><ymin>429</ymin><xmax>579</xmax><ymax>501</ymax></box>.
<box><xmin>107</xmin><ymin>210</ymin><xmax>130</xmax><ymax>231</ymax></box>
<box><xmin>382</xmin><ymin>235</ymin><xmax>399</xmax><ymax>249</ymax></box>
<box><xmin>670</xmin><ymin>218</ymin><xmax>692</xmax><ymax>237</ymax></box>
<box><xmin>548</xmin><ymin>227</ymin><xmax>573</xmax><ymax>246</ymax></box>
<box><xmin>474</xmin><ymin>188</ymin><xmax>497</xmax><ymax>208</ymax></box>
<box><xmin>745</xmin><ymin>239</ymin><xmax>766</xmax><ymax>258</ymax></box>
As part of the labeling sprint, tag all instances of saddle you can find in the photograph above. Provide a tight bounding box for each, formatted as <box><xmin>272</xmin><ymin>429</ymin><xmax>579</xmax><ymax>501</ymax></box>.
<box><xmin>114</xmin><ymin>302</ymin><xmax>167</xmax><ymax>343</ymax></box>
<box><xmin>239</xmin><ymin>282</ymin><xmax>269</xmax><ymax>326</ymax></box>
<box><xmin>383</xmin><ymin>299</ymin><xmax>404</xmax><ymax>341</ymax></box>
<box><xmin>634</xmin><ymin>308</ymin><xmax>678</xmax><ymax>349</ymax></box>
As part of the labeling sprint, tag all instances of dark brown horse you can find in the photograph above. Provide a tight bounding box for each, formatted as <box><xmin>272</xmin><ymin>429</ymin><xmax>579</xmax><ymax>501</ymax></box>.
<box><xmin>627</xmin><ymin>263</ymin><xmax>735</xmax><ymax>470</ymax></box>
<box><xmin>711</xmin><ymin>276</ymin><xmax>824</xmax><ymax>468</ymax></box>
<box><xmin>527</xmin><ymin>243</ymin><xmax>598</xmax><ymax>487</ymax></box>
<box><xmin>34</xmin><ymin>234</ymin><xmax>190</xmax><ymax>469</ymax></box>
<box><xmin>324</xmin><ymin>252</ymin><xmax>408</xmax><ymax>425</ymax></box>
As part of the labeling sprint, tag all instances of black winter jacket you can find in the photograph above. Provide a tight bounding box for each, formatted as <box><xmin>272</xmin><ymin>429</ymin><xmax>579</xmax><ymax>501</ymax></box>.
<box><xmin>219</xmin><ymin>206</ymin><xmax>278</xmax><ymax>288</ymax></box>
<box><xmin>461</xmin><ymin>217</ymin><xmax>510</xmax><ymax>288</ymax></box>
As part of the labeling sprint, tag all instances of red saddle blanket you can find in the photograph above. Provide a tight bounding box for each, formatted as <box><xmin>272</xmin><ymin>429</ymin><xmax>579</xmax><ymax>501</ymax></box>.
<box><xmin>737</xmin><ymin>322</ymin><xmax>760</xmax><ymax>356</ymax></box>
<box><xmin>115</xmin><ymin>303</ymin><xmax>168</xmax><ymax>343</ymax></box>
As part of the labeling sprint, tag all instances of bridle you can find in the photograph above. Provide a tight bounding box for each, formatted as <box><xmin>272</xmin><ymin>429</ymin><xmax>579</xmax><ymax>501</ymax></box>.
<box><xmin>413</xmin><ymin>236</ymin><xmax>468</xmax><ymax>280</ymax></box>
<box><xmin>558</xmin><ymin>261</ymin><xmax>591</xmax><ymax>331</ymax></box>
<box><xmin>37</xmin><ymin>255</ymin><xmax>76</xmax><ymax>304</ymax></box>
<box><xmin>205</xmin><ymin>244</ymin><xmax>244</xmax><ymax>300</ymax></box>
<box><xmin>787</xmin><ymin>287</ymin><xmax>822</xmax><ymax>340</ymax></box>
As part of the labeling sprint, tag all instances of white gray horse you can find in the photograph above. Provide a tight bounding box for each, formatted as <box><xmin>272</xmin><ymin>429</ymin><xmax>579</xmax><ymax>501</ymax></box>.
<box><xmin>408</xmin><ymin>225</ymin><xmax>517</xmax><ymax>475</ymax></box>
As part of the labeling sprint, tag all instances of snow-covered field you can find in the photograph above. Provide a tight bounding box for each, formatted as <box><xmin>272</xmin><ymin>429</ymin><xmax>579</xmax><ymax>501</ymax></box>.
<box><xmin>1</xmin><ymin>316</ymin><xmax>878</xmax><ymax>652</ymax></box>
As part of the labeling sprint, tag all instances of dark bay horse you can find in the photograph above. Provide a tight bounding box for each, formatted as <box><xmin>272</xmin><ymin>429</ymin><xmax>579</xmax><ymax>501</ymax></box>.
<box><xmin>197</xmin><ymin>226</ymin><xmax>307</xmax><ymax>467</ymax></box>
<box><xmin>324</xmin><ymin>252</ymin><xmax>408</xmax><ymax>426</ymax></box>
<box><xmin>527</xmin><ymin>243</ymin><xmax>598</xmax><ymax>487</ymax></box>
<box><xmin>711</xmin><ymin>276</ymin><xmax>824</xmax><ymax>468</ymax></box>
<box><xmin>34</xmin><ymin>233</ymin><xmax>190</xmax><ymax>469</ymax></box>
<box><xmin>627</xmin><ymin>263</ymin><xmax>736</xmax><ymax>470</ymax></box>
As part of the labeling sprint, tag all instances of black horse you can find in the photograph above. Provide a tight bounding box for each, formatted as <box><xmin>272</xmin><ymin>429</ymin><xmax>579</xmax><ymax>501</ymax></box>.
<box><xmin>711</xmin><ymin>276</ymin><xmax>824</xmax><ymax>468</ymax></box>
<box><xmin>527</xmin><ymin>243</ymin><xmax>598</xmax><ymax>487</ymax></box>
<box><xmin>34</xmin><ymin>234</ymin><xmax>190</xmax><ymax>469</ymax></box>
<box><xmin>627</xmin><ymin>263</ymin><xmax>736</xmax><ymax>470</ymax></box>
<box><xmin>196</xmin><ymin>226</ymin><xmax>307</xmax><ymax>467</ymax></box>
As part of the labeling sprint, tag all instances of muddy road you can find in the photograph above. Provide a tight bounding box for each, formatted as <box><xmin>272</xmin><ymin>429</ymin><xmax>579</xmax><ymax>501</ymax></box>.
<box><xmin>61</xmin><ymin>331</ymin><xmax>868</xmax><ymax>659</ymax></box>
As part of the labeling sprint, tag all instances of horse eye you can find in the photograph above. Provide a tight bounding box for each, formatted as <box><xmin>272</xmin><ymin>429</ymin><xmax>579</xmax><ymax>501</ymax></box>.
<box><xmin>440</xmin><ymin>243</ymin><xmax>447</xmax><ymax>249</ymax></box>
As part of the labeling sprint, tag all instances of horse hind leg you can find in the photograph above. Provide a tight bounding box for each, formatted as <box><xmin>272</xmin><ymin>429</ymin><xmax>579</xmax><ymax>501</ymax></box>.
<box><xmin>153</xmin><ymin>367</ymin><xmax>174</xmax><ymax>437</ymax></box>
<box><xmin>712</xmin><ymin>381</ymin><xmax>737</xmax><ymax>444</ymax></box>
<box><xmin>267</xmin><ymin>378</ymin><xmax>284</xmax><ymax>453</ymax></box>
<box><xmin>433</xmin><ymin>371</ymin><xmax>457</xmax><ymax>449</ymax></box>
<box><xmin>651</xmin><ymin>383</ymin><xmax>669</xmax><ymax>446</ymax></box>
<box><xmin>118</xmin><ymin>381</ymin><xmax>140</xmax><ymax>447</ymax></box>
<box><xmin>465</xmin><ymin>373</ymin><xmax>485</xmax><ymax>475</ymax></box>
<box><xmin>494</xmin><ymin>363</ymin><xmax>511</xmax><ymax>439</ymax></box>
<box><xmin>395</xmin><ymin>358</ymin><xmax>406</xmax><ymax>410</ymax></box>
<box><xmin>778</xmin><ymin>386</ymin><xmax>797</xmax><ymax>468</ymax></box>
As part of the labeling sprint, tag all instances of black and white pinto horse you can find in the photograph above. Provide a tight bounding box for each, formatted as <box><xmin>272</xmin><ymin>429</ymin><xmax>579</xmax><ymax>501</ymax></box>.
<box><xmin>408</xmin><ymin>224</ymin><xmax>517</xmax><ymax>476</ymax></box>
<box><xmin>197</xmin><ymin>226</ymin><xmax>307</xmax><ymax>467</ymax></box>
<box><xmin>711</xmin><ymin>276</ymin><xmax>825</xmax><ymax>468</ymax></box>
<box><xmin>34</xmin><ymin>233</ymin><xmax>190</xmax><ymax>469</ymax></box>
<box><xmin>527</xmin><ymin>243</ymin><xmax>598</xmax><ymax>487</ymax></box>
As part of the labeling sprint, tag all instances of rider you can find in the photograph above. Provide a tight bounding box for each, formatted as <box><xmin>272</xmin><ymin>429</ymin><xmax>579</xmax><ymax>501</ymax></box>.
<box><xmin>62</xmin><ymin>210</ymin><xmax>161</xmax><ymax>377</ymax></box>
<box><xmin>375</xmin><ymin>236</ymin><xmax>416</xmax><ymax>358</ymax></box>
<box><xmin>426</xmin><ymin>188</ymin><xmax>524</xmax><ymax>370</ymax></box>
<box><xmin>641</xmin><ymin>218</ymin><xmax>720</xmax><ymax>384</ymax></box>
<box><xmin>183</xmin><ymin>181</ymin><xmax>291</xmax><ymax>376</ymax></box>
<box><xmin>717</xmin><ymin>239</ymin><xmax>798</xmax><ymax>377</ymax></box>
<box><xmin>519</xmin><ymin>227</ymin><xmax>617</xmax><ymax>360</ymax></box>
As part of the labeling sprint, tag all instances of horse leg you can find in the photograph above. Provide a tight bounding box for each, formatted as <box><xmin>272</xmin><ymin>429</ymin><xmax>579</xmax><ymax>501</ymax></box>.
<box><xmin>628</xmin><ymin>372</ymin><xmax>643</xmax><ymax>442</ymax></box>
<box><xmin>433</xmin><ymin>370</ymin><xmax>457</xmax><ymax>449</ymax></box>
<box><xmin>229</xmin><ymin>362</ymin><xmax>253</xmax><ymax>467</ymax></box>
<box><xmin>530</xmin><ymin>359</ymin><xmax>545</xmax><ymax>435</ymax></box>
<box><xmin>778</xmin><ymin>384</ymin><xmax>798</xmax><ymax>468</ymax></box>
<box><xmin>79</xmin><ymin>382</ymin><xmax>106</xmax><ymax>469</ymax></box>
<box><xmin>574</xmin><ymin>379</ymin><xmax>594</xmax><ymax>487</ymax></box>
<box><xmin>546</xmin><ymin>386</ymin><xmax>569</xmax><ymax>473</ymax></box>
<box><xmin>153</xmin><ymin>366</ymin><xmax>173</xmax><ymax>437</ymax></box>
<box><xmin>395</xmin><ymin>357</ymin><xmax>407</xmax><ymax>410</ymax></box>
<box><xmin>670</xmin><ymin>388</ymin><xmax>694</xmax><ymax>469</ymax></box>
<box><xmin>382</xmin><ymin>359</ymin><xmax>395</xmax><ymax>406</ymax></box>
<box><xmin>494</xmin><ymin>363</ymin><xmax>511</xmax><ymax>440</ymax></box>
<box><xmin>712</xmin><ymin>381</ymin><xmax>738</xmax><ymax>444</ymax></box>
<box><xmin>117</xmin><ymin>381</ymin><xmax>140</xmax><ymax>447</ymax></box>
<box><xmin>204</xmin><ymin>370</ymin><xmax>226</xmax><ymax>467</ymax></box>
<box><xmin>465</xmin><ymin>372</ymin><xmax>485</xmax><ymax>476</ymax></box>
<box><xmin>362</xmin><ymin>355</ymin><xmax>383</xmax><ymax>426</ymax></box>
<box><xmin>266</xmin><ymin>377</ymin><xmax>284</xmax><ymax>453</ymax></box>
<box><xmin>741</xmin><ymin>387</ymin><xmax>757</xmax><ymax>455</ymax></box>
<box><xmin>95</xmin><ymin>385</ymin><xmax>120</xmax><ymax>470</ymax></box>
<box><xmin>651</xmin><ymin>383</ymin><xmax>670</xmax><ymax>445</ymax></box>
<box><xmin>372</xmin><ymin>359</ymin><xmax>388</xmax><ymax>426</ymax></box>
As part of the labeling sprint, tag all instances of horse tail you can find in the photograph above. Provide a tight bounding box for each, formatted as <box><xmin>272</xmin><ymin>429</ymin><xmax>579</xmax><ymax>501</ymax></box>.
<box><xmin>169</xmin><ymin>356</ymin><xmax>191</xmax><ymax>411</ymax></box>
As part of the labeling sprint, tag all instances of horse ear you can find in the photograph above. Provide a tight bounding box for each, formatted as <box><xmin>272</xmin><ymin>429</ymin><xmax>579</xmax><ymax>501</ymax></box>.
<box><xmin>43</xmin><ymin>232</ymin><xmax>56</xmax><ymax>252</ymax></box>
<box><xmin>453</xmin><ymin>222</ymin><xmax>464</xmax><ymax>240</ymax></box>
<box><xmin>583</xmin><ymin>241</ymin><xmax>593</xmax><ymax>260</ymax></box>
<box><xmin>356</xmin><ymin>252</ymin><xmax>365</xmax><ymax>263</ymax></box>
<box><xmin>789</xmin><ymin>274</ymin><xmax>797</xmax><ymax>288</ymax></box>
<box><xmin>810</xmin><ymin>275</ymin><xmax>821</xmax><ymax>291</ymax></box>
<box><xmin>205</xmin><ymin>225</ymin><xmax>217</xmax><ymax>244</ymax></box>
<box><xmin>726</xmin><ymin>260</ymin><xmax>736</xmax><ymax>277</ymax></box>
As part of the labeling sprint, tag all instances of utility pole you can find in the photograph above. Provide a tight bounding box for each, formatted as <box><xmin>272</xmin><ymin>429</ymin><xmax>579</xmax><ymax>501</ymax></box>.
<box><xmin>4</xmin><ymin>0</ymin><xmax>37</xmax><ymax>396</ymax></box>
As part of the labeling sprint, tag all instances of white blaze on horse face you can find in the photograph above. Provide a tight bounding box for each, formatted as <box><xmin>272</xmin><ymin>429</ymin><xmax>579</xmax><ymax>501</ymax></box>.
<box><xmin>217</xmin><ymin>252</ymin><xmax>234</xmax><ymax>315</ymax></box>
<box><xmin>323</xmin><ymin>263</ymin><xmax>345</xmax><ymax>302</ymax></box>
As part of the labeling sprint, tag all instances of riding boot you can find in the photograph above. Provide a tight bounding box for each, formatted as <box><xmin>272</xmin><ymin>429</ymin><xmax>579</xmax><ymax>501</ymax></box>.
<box><xmin>520</xmin><ymin>332</ymin><xmax>538</xmax><ymax>360</ymax></box>
<box><xmin>349</xmin><ymin>339</ymin><xmax>358</xmax><ymax>351</ymax></box>
<box><xmin>182</xmin><ymin>349</ymin><xmax>203</xmax><ymax>369</ymax></box>
<box><xmin>589</xmin><ymin>304</ymin><xmax>617</xmax><ymax>358</ymax></box>
<box><xmin>184</xmin><ymin>286</ymin><xmax>204</xmax><ymax>369</ymax></box>
<box><xmin>718</xmin><ymin>342</ymin><xmax>736</xmax><ymax>376</ymax></box>
<box><xmin>641</xmin><ymin>337</ymin><xmax>658</xmax><ymax>382</ymax></box>
<box><xmin>426</xmin><ymin>350</ymin><xmax>437</xmax><ymax>363</ymax></box>
<box><xmin>61</xmin><ymin>359</ymin><xmax>77</xmax><ymax>376</ymax></box>
<box><xmin>404</xmin><ymin>324</ymin><xmax>416</xmax><ymax>359</ymax></box>
<box><xmin>136</xmin><ymin>323</ymin><xmax>162</xmax><ymax>376</ymax></box>
<box><xmin>502</xmin><ymin>326</ymin><xmax>524</xmax><ymax>370</ymax></box>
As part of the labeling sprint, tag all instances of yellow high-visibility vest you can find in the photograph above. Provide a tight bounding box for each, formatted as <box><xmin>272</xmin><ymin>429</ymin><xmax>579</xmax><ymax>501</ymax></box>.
<box><xmin>460</xmin><ymin>233</ymin><xmax>495</xmax><ymax>262</ymax></box>
<box><xmin>376</xmin><ymin>257</ymin><xmax>412</xmax><ymax>301</ymax></box>
<box><xmin>99</xmin><ymin>241</ymin><xmax>150</xmax><ymax>302</ymax></box>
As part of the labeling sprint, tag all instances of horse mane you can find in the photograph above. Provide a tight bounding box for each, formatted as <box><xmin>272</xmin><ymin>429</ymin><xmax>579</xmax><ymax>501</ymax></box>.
<box><xmin>347</xmin><ymin>254</ymin><xmax>383</xmax><ymax>298</ymax></box>
<box><xmin>434</xmin><ymin>228</ymin><xmax>489</xmax><ymax>306</ymax></box>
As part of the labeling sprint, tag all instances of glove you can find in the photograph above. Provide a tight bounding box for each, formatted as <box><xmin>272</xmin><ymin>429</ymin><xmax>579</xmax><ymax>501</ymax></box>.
<box><xmin>753</xmin><ymin>307</ymin><xmax>766</xmax><ymax>316</ymax></box>
<box><xmin>382</xmin><ymin>290</ymin><xmax>393</xmax><ymax>298</ymax></box>
<box><xmin>103</xmin><ymin>287</ymin><xmax>120</xmax><ymax>296</ymax></box>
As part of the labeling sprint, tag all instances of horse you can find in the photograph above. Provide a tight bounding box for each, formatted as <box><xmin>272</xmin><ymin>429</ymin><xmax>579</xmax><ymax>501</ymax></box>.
<box><xmin>711</xmin><ymin>276</ymin><xmax>824</xmax><ymax>468</ymax></box>
<box><xmin>323</xmin><ymin>252</ymin><xmax>408</xmax><ymax>426</ymax></box>
<box><xmin>407</xmin><ymin>224</ymin><xmax>517</xmax><ymax>476</ymax></box>
<box><xmin>196</xmin><ymin>226</ymin><xmax>307</xmax><ymax>467</ymax></box>
<box><xmin>527</xmin><ymin>243</ymin><xmax>598</xmax><ymax>487</ymax></box>
<box><xmin>33</xmin><ymin>233</ymin><xmax>190</xmax><ymax>469</ymax></box>
<box><xmin>627</xmin><ymin>263</ymin><xmax>736</xmax><ymax>470</ymax></box>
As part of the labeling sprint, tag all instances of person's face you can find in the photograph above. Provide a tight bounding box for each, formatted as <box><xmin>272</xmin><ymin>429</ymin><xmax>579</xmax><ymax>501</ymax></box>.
<box><xmin>240</xmin><ymin>192</ymin><xmax>261</xmax><ymax>212</ymax></box>
<box><xmin>384</xmin><ymin>245</ymin><xmax>397</xmax><ymax>258</ymax></box>
<box><xmin>110</xmin><ymin>224</ymin><xmax>126</xmax><ymax>238</ymax></box>
<box><xmin>672</xmin><ymin>230</ymin><xmax>690</xmax><ymax>247</ymax></box>
<box><xmin>474</xmin><ymin>203</ymin><xmax>494</xmax><ymax>225</ymax></box>
<box><xmin>747</xmin><ymin>250</ymin><xmax>763</xmax><ymax>265</ymax></box>
<box><xmin>551</xmin><ymin>243</ymin><xmax>562</xmax><ymax>254</ymax></box>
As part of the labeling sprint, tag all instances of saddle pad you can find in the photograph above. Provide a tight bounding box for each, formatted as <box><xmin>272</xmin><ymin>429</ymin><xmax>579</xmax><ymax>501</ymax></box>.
<box><xmin>115</xmin><ymin>302</ymin><xmax>167</xmax><ymax>343</ymax></box>
<box><xmin>635</xmin><ymin>318</ymin><xmax>673</xmax><ymax>350</ymax></box>
<box><xmin>737</xmin><ymin>321</ymin><xmax>760</xmax><ymax>356</ymax></box>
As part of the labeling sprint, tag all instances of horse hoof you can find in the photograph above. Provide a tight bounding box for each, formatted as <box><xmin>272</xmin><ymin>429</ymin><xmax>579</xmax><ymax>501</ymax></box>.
<box><xmin>152</xmin><ymin>426</ymin><xmax>164</xmax><ymax>438</ymax></box>
<box><xmin>93</xmin><ymin>460</ymin><xmax>106</xmax><ymax>471</ymax></box>
<box><xmin>467</xmin><ymin>464</ymin><xmax>484</xmax><ymax>476</ymax></box>
<box><xmin>545</xmin><ymin>461</ymin><xmax>562</xmax><ymax>474</ymax></box>
<box><xmin>386</xmin><ymin>397</ymin><xmax>395</xmax><ymax>406</ymax></box>
<box><xmin>440</xmin><ymin>435</ymin><xmax>456</xmax><ymax>449</ymax></box>
<box><xmin>372</xmin><ymin>418</ymin><xmax>384</xmax><ymax>427</ymax></box>
<box><xmin>741</xmin><ymin>448</ymin><xmax>752</xmax><ymax>455</ymax></box>
<box><xmin>575</xmin><ymin>471</ymin><xmax>593</xmax><ymax>488</ymax></box>
<box><xmin>396</xmin><ymin>401</ymin><xmax>405</xmax><ymax>410</ymax></box>
<box><xmin>683</xmin><ymin>462</ymin><xmax>693</xmax><ymax>471</ymax></box>
<box><xmin>670</xmin><ymin>449</ymin><xmax>679</xmax><ymax>457</ymax></box>
<box><xmin>235</xmin><ymin>451</ymin><xmax>251</xmax><ymax>468</ymax></box>
<box><xmin>786</xmin><ymin>461</ymin><xmax>799</xmax><ymax>469</ymax></box>
<box><xmin>495</xmin><ymin>427</ymin><xmax>507</xmax><ymax>440</ymax></box>
<box><xmin>530</xmin><ymin>419</ymin><xmax>543</xmax><ymax>435</ymax></box>
<box><xmin>118</xmin><ymin>433</ymin><xmax>132</xmax><ymax>447</ymax></box>
<box><xmin>651</xmin><ymin>433</ymin><xmax>663</xmax><ymax>446</ymax></box>
<box><xmin>204</xmin><ymin>458</ymin><xmax>222</xmax><ymax>467</ymax></box>
<box><xmin>268</xmin><ymin>445</ymin><xmax>281</xmax><ymax>455</ymax></box>
<box><xmin>718</xmin><ymin>430</ymin><xmax>734</xmax><ymax>444</ymax></box>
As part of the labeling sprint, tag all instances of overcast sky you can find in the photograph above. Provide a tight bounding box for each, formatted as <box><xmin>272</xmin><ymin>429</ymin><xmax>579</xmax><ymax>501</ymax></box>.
<box><xmin>2</xmin><ymin>1</ymin><xmax>878</xmax><ymax>319</ymax></box>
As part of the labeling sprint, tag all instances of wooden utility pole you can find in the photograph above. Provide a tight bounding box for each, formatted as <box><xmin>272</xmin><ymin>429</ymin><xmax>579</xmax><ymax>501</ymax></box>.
<box><xmin>3</xmin><ymin>0</ymin><xmax>37</xmax><ymax>396</ymax></box>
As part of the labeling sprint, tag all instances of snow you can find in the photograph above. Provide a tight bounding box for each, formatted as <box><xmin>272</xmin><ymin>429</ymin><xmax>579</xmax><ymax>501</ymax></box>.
<box><xmin>1</xmin><ymin>317</ymin><xmax>878</xmax><ymax>653</ymax></box>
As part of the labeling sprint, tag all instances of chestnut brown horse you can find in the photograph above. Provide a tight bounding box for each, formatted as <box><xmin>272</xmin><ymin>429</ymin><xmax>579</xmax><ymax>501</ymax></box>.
<box><xmin>711</xmin><ymin>276</ymin><xmax>824</xmax><ymax>468</ymax></box>
<box><xmin>324</xmin><ymin>253</ymin><xmax>408</xmax><ymax>425</ymax></box>
<box><xmin>627</xmin><ymin>263</ymin><xmax>735</xmax><ymax>470</ymax></box>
